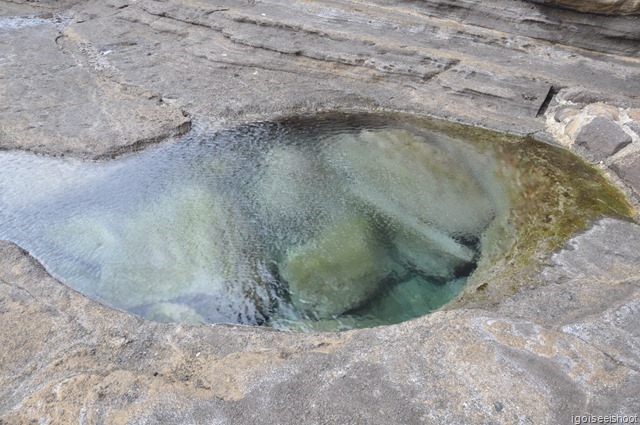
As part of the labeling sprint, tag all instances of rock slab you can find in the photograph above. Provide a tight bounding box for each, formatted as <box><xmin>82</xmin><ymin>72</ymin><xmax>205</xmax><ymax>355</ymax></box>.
<box><xmin>575</xmin><ymin>117</ymin><xmax>632</xmax><ymax>161</ymax></box>
<box><xmin>612</xmin><ymin>152</ymin><xmax>640</xmax><ymax>197</ymax></box>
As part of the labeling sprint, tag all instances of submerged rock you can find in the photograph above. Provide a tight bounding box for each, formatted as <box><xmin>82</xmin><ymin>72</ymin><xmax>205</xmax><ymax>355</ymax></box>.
<box><xmin>393</xmin><ymin>228</ymin><xmax>475</xmax><ymax>281</ymax></box>
<box><xmin>148</xmin><ymin>302</ymin><xmax>206</xmax><ymax>324</ymax></box>
<box><xmin>251</xmin><ymin>145</ymin><xmax>343</xmax><ymax>253</ymax></box>
<box><xmin>363</xmin><ymin>277</ymin><xmax>468</xmax><ymax>323</ymax></box>
<box><xmin>280</xmin><ymin>215</ymin><xmax>392</xmax><ymax>319</ymax></box>
<box><xmin>43</xmin><ymin>184</ymin><xmax>272</xmax><ymax>325</ymax></box>
<box><xmin>323</xmin><ymin>129</ymin><xmax>495</xmax><ymax>237</ymax></box>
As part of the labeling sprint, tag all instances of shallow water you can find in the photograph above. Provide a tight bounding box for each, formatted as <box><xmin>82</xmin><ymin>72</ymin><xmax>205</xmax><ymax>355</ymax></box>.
<box><xmin>0</xmin><ymin>113</ymin><xmax>629</xmax><ymax>331</ymax></box>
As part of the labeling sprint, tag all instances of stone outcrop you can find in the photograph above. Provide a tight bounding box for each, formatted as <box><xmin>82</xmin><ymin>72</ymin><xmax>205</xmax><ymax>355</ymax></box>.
<box><xmin>528</xmin><ymin>0</ymin><xmax>640</xmax><ymax>15</ymax></box>
<box><xmin>1</xmin><ymin>0</ymin><xmax>640</xmax><ymax>423</ymax></box>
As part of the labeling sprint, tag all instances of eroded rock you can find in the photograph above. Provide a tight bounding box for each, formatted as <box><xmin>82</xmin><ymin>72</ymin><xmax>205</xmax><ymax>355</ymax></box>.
<box><xmin>528</xmin><ymin>0</ymin><xmax>640</xmax><ymax>15</ymax></box>
<box><xmin>1</xmin><ymin>0</ymin><xmax>640</xmax><ymax>422</ymax></box>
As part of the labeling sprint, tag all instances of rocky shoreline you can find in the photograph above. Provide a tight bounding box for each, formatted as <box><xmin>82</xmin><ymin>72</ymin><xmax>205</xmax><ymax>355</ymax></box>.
<box><xmin>1</xmin><ymin>0</ymin><xmax>639</xmax><ymax>423</ymax></box>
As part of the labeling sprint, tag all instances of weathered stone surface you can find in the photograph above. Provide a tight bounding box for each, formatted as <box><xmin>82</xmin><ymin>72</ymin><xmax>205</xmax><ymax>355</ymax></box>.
<box><xmin>558</xmin><ymin>87</ymin><xmax>636</xmax><ymax>108</ymax></box>
<box><xmin>627</xmin><ymin>120</ymin><xmax>640</xmax><ymax>136</ymax></box>
<box><xmin>0</xmin><ymin>13</ymin><xmax>191</xmax><ymax>159</ymax></box>
<box><xmin>1</xmin><ymin>0</ymin><xmax>640</xmax><ymax>422</ymax></box>
<box><xmin>629</xmin><ymin>108</ymin><xmax>640</xmax><ymax>121</ymax></box>
<box><xmin>565</xmin><ymin>115</ymin><xmax>592</xmax><ymax>140</ymax></box>
<box><xmin>575</xmin><ymin>116</ymin><xmax>633</xmax><ymax>160</ymax></box>
<box><xmin>365</xmin><ymin>0</ymin><xmax>640</xmax><ymax>55</ymax></box>
<box><xmin>611</xmin><ymin>152</ymin><xmax>640</xmax><ymax>197</ymax></box>
<box><xmin>527</xmin><ymin>0</ymin><xmax>640</xmax><ymax>15</ymax></box>
<box><xmin>585</xmin><ymin>102</ymin><xmax>621</xmax><ymax>121</ymax></box>
<box><xmin>1</xmin><ymin>218</ymin><xmax>639</xmax><ymax>423</ymax></box>
<box><xmin>1</xmin><ymin>0</ymin><xmax>639</xmax><ymax>160</ymax></box>
<box><xmin>554</xmin><ymin>106</ymin><xmax>579</xmax><ymax>122</ymax></box>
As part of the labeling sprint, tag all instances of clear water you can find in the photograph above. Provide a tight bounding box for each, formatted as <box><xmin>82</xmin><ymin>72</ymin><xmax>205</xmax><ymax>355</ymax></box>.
<box><xmin>0</xmin><ymin>113</ymin><xmax>514</xmax><ymax>331</ymax></box>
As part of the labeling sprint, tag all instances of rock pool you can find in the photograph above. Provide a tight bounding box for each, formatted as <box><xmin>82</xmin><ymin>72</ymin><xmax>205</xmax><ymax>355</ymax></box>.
<box><xmin>0</xmin><ymin>113</ymin><xmax>631</xmax><ymax>331</ymax></box>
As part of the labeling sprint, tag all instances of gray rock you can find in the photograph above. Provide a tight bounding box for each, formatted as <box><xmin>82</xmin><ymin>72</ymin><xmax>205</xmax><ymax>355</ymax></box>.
<box><xmin>611</xmin><ymin>152</ymin><xmax>640</xmax><ymax>197</ymax></box>
<box><xmin>558</xmin><ymin>87</ymin><xmax>634</xmax><ymax>108</ymax></box>
<box><xmin>574</xmin><ymin>117</ymin><xmax>632</xmax><ymax>161</ymax></box>
<box><xmin>553</xmin><ymin>106</ymin><xmax>579</xmax><ymax>122</ymax></box>
<box><xmin>1</xmin><ymin>218</ymin><xmax>639</xmax><ymax>423</ymax></box>
<box><xmin>526</xmin><ymin>0</ymin><xmax>640</xmax><ymax>15</ymax></box>
<box><xmin>1</xmin><ymin>0</ymin><xmax>640</xmax><ymax>422</ymax></box>
<box><xmin>0</xmin><ymin>14</ymin><xmax>190</xmax><ymax>159</ymax></box>
<box><xmin>585</xmin><ymin>102</ymin><xmax>620</xmax><ymax>121</ymax></box>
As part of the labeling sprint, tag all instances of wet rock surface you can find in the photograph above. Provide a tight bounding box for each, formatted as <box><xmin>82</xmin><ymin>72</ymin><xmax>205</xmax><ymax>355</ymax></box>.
<box><xmin>1</xmin><ymin>0</ymin><xmax>640</xmax><ymax>423</ymax></box>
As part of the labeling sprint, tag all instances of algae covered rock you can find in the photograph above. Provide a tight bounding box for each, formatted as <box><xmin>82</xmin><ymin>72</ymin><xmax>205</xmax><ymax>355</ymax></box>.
<box><xmin>280</xmin><ymin>215</ymin><xmax>392</xmax><ymax>319</ymax></box>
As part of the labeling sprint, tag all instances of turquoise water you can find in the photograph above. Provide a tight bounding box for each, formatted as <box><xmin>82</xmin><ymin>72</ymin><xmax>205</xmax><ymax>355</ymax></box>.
<box><xmin>0</xmin><ymin>113</ymin><xmax>512</xmax><ymax>331</ymax></box>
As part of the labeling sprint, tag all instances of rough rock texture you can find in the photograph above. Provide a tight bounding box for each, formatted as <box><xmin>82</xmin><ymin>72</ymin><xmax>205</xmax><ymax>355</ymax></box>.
<box><xmin>1</xmin><ymin>0</ymin><xmax>640</xmax><ymax>423</ymax></box>
<box><xmin>575</xmin><ymin>116</ymin><xmax>633</xmax><ymax>161</ymax></box>
<box><xmin>544</xmin><ymin>89</ymin><xmax>640</xmax><ymax>177</ymax></box>
<box><xmin>1</xmin><ymin>219</ymin><xmax>639</xmax><ymax>424</ymax></box>
<box><xmin>528</xmin><ymin>0</ymin><xmax>640</xmax><ymax>15</ymax></box>
<box><xmin>1</xmin><ymin>0</ymin><xmax>640</xmax><ymax>161</ymax></box>
<box><xmin>0</xmin><ymin>10</ymin><xmax>191</xmax><ymax>158</ymax></box>
<box><xmin>612</xmin><ymin>152</ymin><xmax>640</xmax><ymax>197</ymax></box>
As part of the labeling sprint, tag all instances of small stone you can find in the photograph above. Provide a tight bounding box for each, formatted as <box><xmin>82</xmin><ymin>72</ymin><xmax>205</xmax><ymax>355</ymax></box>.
<box><xmin>553</xmin><ymin>106</ymin><xmax>579</xmax><ymax>123</ymax></box>
<box><xmin>628</xmin><ymin>108</ymin><xmax>640</xmax><ymax>121</ymax></box>
<box><xmin>574</xmin><ymin>117</ymin><xmax>632</xmax><ymax>161</ymax></box>
<box><xmin>611</xmin><ymin>152</ymin><xmax>640</xmax><ymax>198</ymax></box>
<box><xmin>494</xmin><ymin>401</ymin><xmax>504</xmax><ymax>412</ymax></box>
<box><xmin>584</xmin><ymin>103</ymin><xmax>620</xmax><ymax>121</ymax></box>
<box><xmin>564</xmin><ymin>115</ymin><xmax>590</xmax><ymax>140</ymax></box>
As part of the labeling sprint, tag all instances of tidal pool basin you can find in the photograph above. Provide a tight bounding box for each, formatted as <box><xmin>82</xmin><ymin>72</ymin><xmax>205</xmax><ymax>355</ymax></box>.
<box><xmin>0</xmin><ymin>113</ymin><xmax>631</xmax><ymax>331</ymax></box>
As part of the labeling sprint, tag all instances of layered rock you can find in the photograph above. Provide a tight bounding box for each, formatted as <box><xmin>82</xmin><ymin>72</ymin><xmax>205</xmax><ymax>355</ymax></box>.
<box><xmin>527</xmin><ymin>0</ymin><xmax>640</xmax><ymax>15</ymax></box>
<box><xmin>1</xmin><ymin>0</ymin><xmax>640</xmax><ymax>423</ymax></box>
